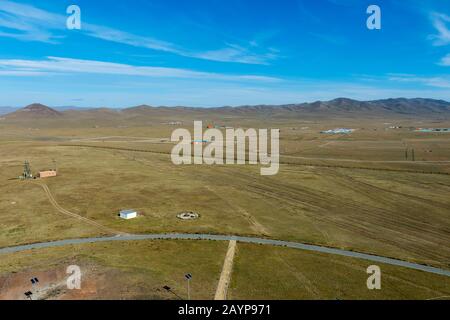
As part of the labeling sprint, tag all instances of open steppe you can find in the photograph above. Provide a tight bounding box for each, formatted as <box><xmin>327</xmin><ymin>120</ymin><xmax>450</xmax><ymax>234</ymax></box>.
<box><xmin>1</xmin><ymin>101</ymin><xmax>449</xmax><ymax>299</ymax></box>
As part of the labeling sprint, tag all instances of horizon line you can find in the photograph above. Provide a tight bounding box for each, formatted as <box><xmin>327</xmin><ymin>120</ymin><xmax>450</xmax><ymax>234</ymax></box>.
<box><xmin>3</xmin><ymin>97</ymin><xmax>450</xmax><ymax>110</ymax></box>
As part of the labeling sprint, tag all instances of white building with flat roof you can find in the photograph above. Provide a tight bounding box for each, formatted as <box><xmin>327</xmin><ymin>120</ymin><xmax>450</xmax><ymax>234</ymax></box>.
<box><xmin>119</xmin><ymin>209</ymin><xmax>137</xmax><ymax>220</ymax></box>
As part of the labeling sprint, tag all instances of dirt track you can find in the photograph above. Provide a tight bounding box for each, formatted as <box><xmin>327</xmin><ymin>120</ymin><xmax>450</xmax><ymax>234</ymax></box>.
<box><xmin>215</xmin><ymin>240</ymin><xmax>237</xmax><ymax>300</ymax></box>
<box><xmin>34</xmin><ymin>182</ymin><xmax>122</xmax><ymax>236</ymax></box>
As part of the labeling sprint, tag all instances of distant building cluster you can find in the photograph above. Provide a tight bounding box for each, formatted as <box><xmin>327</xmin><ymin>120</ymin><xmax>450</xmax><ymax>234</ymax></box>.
<box><xmin>191</xmin><ymin>139</ymin><xmax>209</xmax><ymax>145</ymax></box>
<box><xmin>165</xmin><ymin>121</ymin><xmax>182</xmax><ymax>125</ymax></box>
<box><xmin>415</xmin><ymin>128</ymin><xmax>450</xmax><ymax>133</ymax></box>
<box><xmin>320</xmin><ymin>128</ymin><xmax>355</xmax><ymax>134</ymax></box>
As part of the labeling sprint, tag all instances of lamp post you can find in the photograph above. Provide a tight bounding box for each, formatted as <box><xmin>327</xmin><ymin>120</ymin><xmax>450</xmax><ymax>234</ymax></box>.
<box><xmin>185</xmin><ymin>273</ymin><xmax>192</xmax><ymax>300</ymax></box>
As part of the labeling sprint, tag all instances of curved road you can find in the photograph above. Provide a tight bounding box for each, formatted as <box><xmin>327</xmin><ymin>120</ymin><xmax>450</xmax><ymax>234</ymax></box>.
<box><xmin>1</xmin><ymin>233</ymin><xmax>449</xmax><ymax>278</ymax></box>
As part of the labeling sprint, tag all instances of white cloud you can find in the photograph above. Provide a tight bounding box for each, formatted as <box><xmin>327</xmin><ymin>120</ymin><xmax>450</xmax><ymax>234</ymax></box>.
<box><xmin>0</xmin><ymin>0</ymin><xmax>278</xmax><ymax>65</ymax></box>
<box><xmin>430</xmin><ymin>12</ymin><xmax>450</xmax><ymax>46</ymax></box>
<box><xmin>0</xmin><ymin>56</ymin><xmax>281</xmax><ymax>82</ymax></box>
<box><xmin>0</xmin><ymin>0</ymin><xmax>64</xmax><ymax>42</ymax></box>
<box><xmin>83</xmin><ymin>23</ymin><xmax>180</xmax><ymax>54</ymax></box>
<box><xmin>195</xmin><ymin>43</ymin><xmax>278</xmax><ymax>65</ymax></box>
<box><xmin>83</xmin><ymin>25</ymin><xmax>278</xmax><ymax>64</ymax></box>
<box><xmin>0</xmin><ymin>70</ymin><xmax>49</xmax><ymax>76</ymax></box>
<box><xmin>440</xmin><ymin>53</ymin><xmax>450</xmax><ymax>66</ymax></box>
<box><xmin>388</xmin><ymin>73</ymin><xmax>450</xmax><ymax>89</ymax></box>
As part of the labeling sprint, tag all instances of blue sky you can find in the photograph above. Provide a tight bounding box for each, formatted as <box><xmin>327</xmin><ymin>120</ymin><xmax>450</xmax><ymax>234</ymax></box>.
<box><xmin>0</xmin><ymin>0</ymin><xmax>449</xmax><ymax>107</ymax></box>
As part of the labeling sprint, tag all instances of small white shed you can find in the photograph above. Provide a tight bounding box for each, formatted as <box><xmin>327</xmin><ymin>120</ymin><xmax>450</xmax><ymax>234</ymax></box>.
<box><xmin>119</xmin><ymin>209</ymin><xmax>137</xmax><ymax>220</ymax></box>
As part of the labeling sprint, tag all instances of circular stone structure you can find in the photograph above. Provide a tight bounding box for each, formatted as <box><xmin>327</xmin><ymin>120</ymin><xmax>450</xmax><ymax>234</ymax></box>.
<box><xmin>177</xmin><ymin>211</ymin><xmax>199</xmax><ymax>220</ymax></box>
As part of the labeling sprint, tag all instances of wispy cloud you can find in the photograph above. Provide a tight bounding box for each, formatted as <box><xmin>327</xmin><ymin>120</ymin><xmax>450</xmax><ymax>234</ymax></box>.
<box><xmin>440</xmin><ymin>53</ymin><xmax>450</xmax><ymax>66</ymax></box>
<box><xmin>387</xmin><ymin>73</ymin><xmax>450</xmax><ymax>88</ymax></box>
<box><xmin>430</xmin><ymin>12</ymin><xmax>450</xmax><ymax>46</ymax></box>
<box><xmin>0</xmin><ymin>70</ymin><xmax>49</xmax><ymax>76</ymax></box>
<box><xmin>0</xmin><ymin>56</ymin><xmax>281</xmax><ymax>82</ymax></box>
<box><xmin>427</xmin><ymin>12</ymin><xmax>450</xmax><ymax>68</ymax></box>
<box><xmin>0</xmin><ymin>0</ymin><xmax>278</xmax><ymax>65</ymax></box>
<box><xmin>82</xmin><ymin>23</ymin><xmax>181</xmax><ymax>54</ymax></box>
<box><xmin>194</xmin><ymin>43</ymin><xmax>278</xmax><ymax>65</ymax></box>
<box><xmin>0</xmin><ymin>0</ymin><xmax>64</xmax><ymax>43</ymax></box>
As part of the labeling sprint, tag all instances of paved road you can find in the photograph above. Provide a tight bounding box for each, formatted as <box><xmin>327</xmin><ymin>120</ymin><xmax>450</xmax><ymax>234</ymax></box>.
<box><xmin>1</xmin><ymin>233</ymin><xmax>449</xmax><ymax>277</ymax></box>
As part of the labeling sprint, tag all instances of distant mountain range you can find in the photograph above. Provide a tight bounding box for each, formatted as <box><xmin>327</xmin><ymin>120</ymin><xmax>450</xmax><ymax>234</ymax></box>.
<box><xmin>5</xmin><ymin>103</ymin><xmax>63</xmax><ymax>118</ymax></box>
<box><xmin>0</xmin><ymin>107</ymin><xmax>18</xmax><ymax>115</ymax></box>
<box><xmin>0</xmin><ymin>105</ymin><xmax>90</xmax><ymax>115</ymax></box>
<box><xmin>2</xmin><ymin>98</ymin><xmax>450</xmax><ymax>122</ymax></box>
<box><xmin>224</xmin><ymin>98</ymin><xmax>450</xmax><ymax>115</ymax></box>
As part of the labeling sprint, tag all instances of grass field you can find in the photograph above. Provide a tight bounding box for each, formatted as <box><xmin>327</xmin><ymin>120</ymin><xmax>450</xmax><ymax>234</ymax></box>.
<box><xmin>0</xmin><ymin>240</ymin><xmax>449</xmax><ymax>300</ymax></box>
<box><xmin>0</xmin><ymin>240</ymin><xmax>227</xmax><ymax>300</ymax></box>
<box><xmin>229</xmin><ymin>243</ymin><xmax>450</xmax><ymax>300</ymax></box>
<box><xmin>0</xmin><ymin>117</ymin><xmax>449</xmax><ymax>299</ymax></box>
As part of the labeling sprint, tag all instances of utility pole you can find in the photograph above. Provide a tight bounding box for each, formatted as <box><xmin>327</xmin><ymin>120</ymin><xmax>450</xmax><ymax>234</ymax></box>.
<box><xmin>185</xmin><ymin>273</ymin><xmax>192</xmax><ymax>300</ymax></box>
<box><xmin>22</xmin><ymin>161</ymin><xmax>33</xmax><ymax>179</ymax></box>
<box><xmin>162</xmin><ymin>285</ymin><xmax>183</xmax><ymax>300</ymax></box>
<box><xmin>412</xmin><ymin>148</ymin><xmax>415</xmax><ymax>162</ymax></box>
